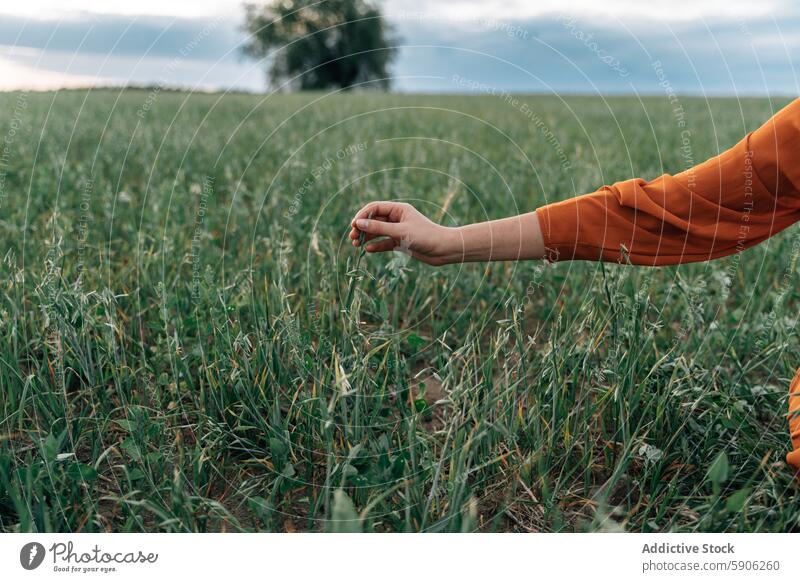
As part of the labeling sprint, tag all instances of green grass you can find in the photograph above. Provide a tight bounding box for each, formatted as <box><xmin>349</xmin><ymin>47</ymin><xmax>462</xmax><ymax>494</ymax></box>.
<box><xmin>0</xmin><ymin>89</ymin><xmax>798</xmax><ymax>532</ymax></box>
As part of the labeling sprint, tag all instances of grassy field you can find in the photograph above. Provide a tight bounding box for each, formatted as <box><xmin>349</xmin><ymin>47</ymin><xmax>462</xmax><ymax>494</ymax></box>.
<box><xmin>0</xmin><ymin>89</ymin><xmax>798</xmax><ymax>532</ymax></box>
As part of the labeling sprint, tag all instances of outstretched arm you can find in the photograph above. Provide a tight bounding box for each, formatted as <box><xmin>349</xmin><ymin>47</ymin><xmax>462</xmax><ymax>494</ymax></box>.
<box><xmin>348</xmin><ymin>202</ymin><xmax>545</xmax><ymax>266</ymax></box>
<box><xmin>349</xmin><ymin>98</ymin><xmax>800</xmax><ymax>267</ymax></box>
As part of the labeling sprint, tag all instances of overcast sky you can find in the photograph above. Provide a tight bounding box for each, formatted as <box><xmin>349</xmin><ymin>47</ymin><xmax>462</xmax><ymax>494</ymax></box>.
<box><xmin>0</xmin><ymin>0</ymin><xmax>797</xmax><ymax>94</ymax></box>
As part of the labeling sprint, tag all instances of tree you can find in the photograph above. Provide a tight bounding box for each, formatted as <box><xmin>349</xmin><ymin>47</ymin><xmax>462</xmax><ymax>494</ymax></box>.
<box><xmin>242</xmin><ymin>0</ymin><xmax>397</xmax><ymax>91</ymax></box>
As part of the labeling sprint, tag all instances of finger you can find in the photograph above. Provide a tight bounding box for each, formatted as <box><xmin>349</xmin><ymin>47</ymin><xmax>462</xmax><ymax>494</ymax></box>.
<box><xmin>365</xmin><ymin>238</ymin><xmax>398</xmax><ymax>253</ymax></box>
<box><xmin>351</xmin><ymin>217</ymin><xmax>389</xmax><ymax>244</ymax></box>
<box><xmin>352</xmin><ymin>201</ymin><xmax>405</xmax><ymax>224</ymax></box>
<box><xmin>351</xmin><ymin>215</ymin><xmax>389</xmax><ymax>235</ymax></box>
<box><xmin>359</xmin><ymin>232</ymin><xmax>384</xmax><ymax>244</ymax></box>
<box><xmin>353</xmin><ymin>231</ymin><xmax>386</xmax><ymax>246</ymax></box>
<box><xmin>355</xmin><ymin>218</ymin><xmax>403</xmax><ymax>238</ymax></box>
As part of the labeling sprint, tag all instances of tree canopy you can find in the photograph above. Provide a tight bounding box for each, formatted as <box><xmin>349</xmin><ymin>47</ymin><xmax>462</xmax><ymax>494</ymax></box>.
<box><xmin>242</xmin><ymin>0</ymin><xmax>397</xmax><ymax>91</ymax></box>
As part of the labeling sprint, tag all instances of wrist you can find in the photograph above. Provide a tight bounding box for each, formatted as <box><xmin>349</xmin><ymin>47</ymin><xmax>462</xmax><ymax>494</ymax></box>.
<box><xmin>437</xmin><ymin>225</ymin><xmax>482</xmax><ymax>264</ymax></box>
<box><xmin>436</xmin><ymin>226</ymin><xmax>461</xmax><ymax>264</ymax></box>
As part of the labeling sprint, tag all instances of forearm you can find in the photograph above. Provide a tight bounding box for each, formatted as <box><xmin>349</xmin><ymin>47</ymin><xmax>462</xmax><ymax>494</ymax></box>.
<box><xmin>442</xmin><ymin>212</ymin><xmax>546</xmax><ymax>263</ymax></box>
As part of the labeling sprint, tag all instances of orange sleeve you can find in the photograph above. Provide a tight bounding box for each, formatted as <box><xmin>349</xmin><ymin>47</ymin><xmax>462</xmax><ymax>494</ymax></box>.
<box><xmin>788</xmin><ymin>370</ymin><xmax>800</xmax><ymax>472</ymax></box>
<box><xmin>534</xmin><ymin>98</ymin><xmax>800</xmax><ymax>266</ymax></box>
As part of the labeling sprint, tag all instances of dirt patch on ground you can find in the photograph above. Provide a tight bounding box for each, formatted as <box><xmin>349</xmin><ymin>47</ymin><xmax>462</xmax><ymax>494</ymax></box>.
<box><xmin>411</xmin><ymin>372</ymin><xmax>449</xmax><ymax>432</ymax></box>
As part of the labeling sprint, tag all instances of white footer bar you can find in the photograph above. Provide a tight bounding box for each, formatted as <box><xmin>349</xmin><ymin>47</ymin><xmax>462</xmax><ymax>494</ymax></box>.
<box><xmin>1</xmin><ymin>533</ymin><xmax>794</xmax><ymax>581</ymax></box>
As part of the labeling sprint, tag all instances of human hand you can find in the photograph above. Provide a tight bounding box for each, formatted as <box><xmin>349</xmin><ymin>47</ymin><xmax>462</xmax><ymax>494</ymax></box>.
<box><xmin>348</xmin><ymin>201</ymin><xmax>459</xmax><ymax>266</ymax></box>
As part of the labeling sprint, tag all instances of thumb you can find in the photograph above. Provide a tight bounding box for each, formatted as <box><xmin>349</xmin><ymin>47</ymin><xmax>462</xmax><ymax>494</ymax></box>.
<box><xmin>356</xmin><ymin>218</ymin><xmax>403</xmax><ymax>238</ymax></box>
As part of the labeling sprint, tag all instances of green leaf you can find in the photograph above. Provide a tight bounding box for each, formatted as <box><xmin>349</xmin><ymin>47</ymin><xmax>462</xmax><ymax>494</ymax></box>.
<box><xmin>417</xmin><ymin>381</ymin><xmax>426</xmax><ymax>396</ymax></box>
<box><xmin>725</xmin><ymin>488</ymin><xmax>751</xmax><ymax>513</ymax></box>
<box><xmin>115</xmin><ymin>419</ymin><xmax>136</xmax><ymax>432</ymax></box>
<box><xmin>67</xmin><ymin>463</ymin><xmax>98</xmax><ymax>482</ymax></box>
<box><xmin>278</xmin><ymin>463</ymin><xmax>297</xmax><ymax>495</ymax></box>
<box><xmin>121</xmin><ymin>437</ymin><xmax>143</xmax><ymax>462</ymax></box>
<box><xmin>329</xmin><ymin>489</ymin><xmax>361</xmax><ymax>533</ymax></box>
<box><xmin>145</xmin><ymin>451</ymin><xmax>163</xmax><ymax>464</ymax></box>
<box><xmin>269</xmin><ymin>437</ymin><xmax>288</xmax><ymax>461</ymax></box>
<box><xmin>43</xmin><ymin>432</ymin><xmax>60</xmax><ymax>461</ymax></box>
<box><xmin>407</xmin><ymin>333</ymin><xmax>426</xmax><ymax>349</ymax></box>
<box><xmin>128</xmin><ymin>468</ymin><xmax>146</xmax><ymax>481</ymax></box>
<box><xmin>707</xmin><ymin>452</ymin><xmax>730</xmax><ymax>485</ymax></box>
<box><xmin>247</xmin><ymin>497</ymin><xmax>273</xmax><ymax>523</ymax></box>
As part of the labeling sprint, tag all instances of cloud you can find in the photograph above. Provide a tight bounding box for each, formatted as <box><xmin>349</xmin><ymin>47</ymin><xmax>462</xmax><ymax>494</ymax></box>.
<box><xmin>384</xmin><ymin>0</ymin><xmax>784</xmax><ymax>23</ymax></box>
<box><xmin>0</xmin><ymin>3</ymin><xmax>796</xmax><ymax>94</ymax></box>
<box><xmin>0</xmin><ymin>0</ymin><xmax>232</xmax><ymax>19</ymax></box>
<box><xmin>0</xmin><ymin>54</ymin><xmax>102</xmax><ymax>90</ymax></box>
<box><xmin>389</xmin><ymin>10</ymin><xmax>800</xmax><ymax>95</ymax></box>
<box><xmin>0</xmin><ymin>0</ymin><xmax>787</xmax><ymax>22</ymax></box>
<box><xmin>0</xmin><ymin>14</ymin><xmax>242</xmax><ymax>60</ymax></box>
<box><xmin>0</xmin><ymin>13</ymin><xmax>264</xmax><ymax>91</ymax></box>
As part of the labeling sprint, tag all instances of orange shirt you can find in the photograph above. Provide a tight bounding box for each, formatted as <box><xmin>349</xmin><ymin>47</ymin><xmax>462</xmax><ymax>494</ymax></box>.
<box><xmin>535</xmin><ymin>98</ymin><xmax>800</xmax><ymax>472</ymax></box>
